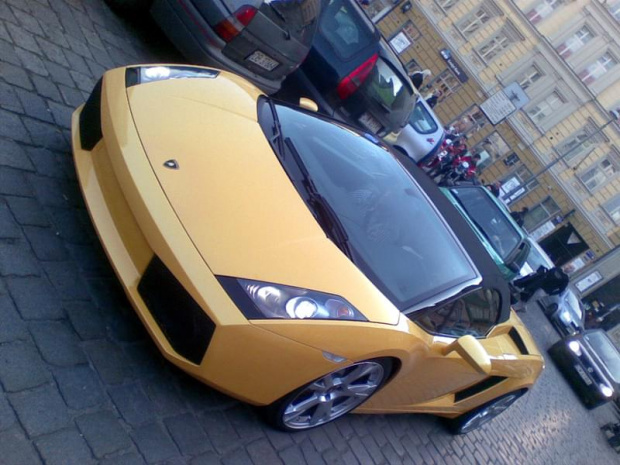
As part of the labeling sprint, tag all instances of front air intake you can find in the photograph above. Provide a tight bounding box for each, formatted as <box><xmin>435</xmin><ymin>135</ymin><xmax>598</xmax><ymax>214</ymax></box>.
<box><xmin>79</xmin><ymin>78</ymin><xmax>103</xmax><ymax>150</ymax></box>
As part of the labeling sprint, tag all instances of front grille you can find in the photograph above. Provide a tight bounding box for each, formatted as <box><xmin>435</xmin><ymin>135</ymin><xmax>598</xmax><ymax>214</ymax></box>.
<box><xmin>509</xmin><ymin>328</ymin><xmax>529</xmax><ymax>355</ymax></box>
<box><xmin>454</xmin><ymin>376</ymin><xmax>507</xmax><ymax>403</ymax></box>
<box><xmin>79</xmin><ymin>78</ymin><xmax>103</xmax><ymax>150</ymax></box>
<box><xmin>138</xmin><ymin>256</ymin><xmax>215</xmax><ymax>365</ymax></box>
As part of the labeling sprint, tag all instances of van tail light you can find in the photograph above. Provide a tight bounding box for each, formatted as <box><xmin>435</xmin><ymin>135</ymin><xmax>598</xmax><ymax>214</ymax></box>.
<box><xmin>336</xmin><ymin>53</ymin><xmax>378</xmax><ymax>100</ymax></box>
<box><xmin>214</xmin><ymin>5</ymin><xmax>258</xmax><ymax>42</ymax></box>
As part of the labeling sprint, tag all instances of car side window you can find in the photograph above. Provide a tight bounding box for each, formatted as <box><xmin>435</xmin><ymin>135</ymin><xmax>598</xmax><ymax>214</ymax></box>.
<box><xmin>412</xmin><ymin>288</ymin><xmax>502</xmax><ymax>338</ymax></box>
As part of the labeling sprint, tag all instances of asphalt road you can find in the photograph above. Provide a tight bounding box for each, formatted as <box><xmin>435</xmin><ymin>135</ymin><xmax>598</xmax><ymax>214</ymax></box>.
<box><xmin>0</xmin><ymin>1</ymin><xmax>618</xmax><ymax>464</ymax></box>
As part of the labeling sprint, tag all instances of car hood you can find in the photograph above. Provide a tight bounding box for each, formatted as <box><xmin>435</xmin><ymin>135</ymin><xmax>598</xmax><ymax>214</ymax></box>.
<box><xmin>126</xmin><ymin>75</ymin><xmax>399</xmax><ymax>325</ymax></box>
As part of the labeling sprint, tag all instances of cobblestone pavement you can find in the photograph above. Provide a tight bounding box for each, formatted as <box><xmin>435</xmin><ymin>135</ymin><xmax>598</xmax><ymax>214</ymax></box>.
<box><xmin>0</xmin><ymin>1</ymin><xmax>619</xmax><ymax>464</ymax></box>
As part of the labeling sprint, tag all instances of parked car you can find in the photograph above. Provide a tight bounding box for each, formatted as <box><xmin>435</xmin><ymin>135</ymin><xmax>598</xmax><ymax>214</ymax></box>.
<box><xmin>440</xmin><ymin>184</ymin><xmax>530</xmax><ymax>281</ymax></box>
<box><xmin>538</xmin><ymin>287</ymin><xmax>586</xmax><ymax>336</ymax></box>
<box><xmin>72</xmin><ymin>64</ymin><xmax>543</xmax><ymax>433</ymax></box>
<box><xmin>549</xmin><ymin>329</ymin><xmax>620</xmax><ymax>408</ymax></box>
<box><xmin>390</xmin><ymin>96</ymin><xmax>446</xmax><ymax>163</ymax></box>
<box><xmin>105</xmin><ymin>0</ymin><xmax>323</xmax><ymax>94</ymax></box>
<box><xmin>296</xmin><ymin>0</ymin><xmax>415</xmax><ymax>136</ymax></box>
<box><xmin>517</xmin><ymin>237</ymin><xmax>555</xmax><ymax>278</ymax></box>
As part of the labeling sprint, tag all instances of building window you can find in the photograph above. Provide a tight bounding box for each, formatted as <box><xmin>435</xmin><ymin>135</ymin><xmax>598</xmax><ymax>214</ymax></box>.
<box><xmin>526</xmin><ymin>0</ymin><xmax>565</xmax><ymax>25</ymax></box>
<box><xmin>435</xmin><ymin>0</ymin><xmax>461</xmax><ymax>12</ymax></box>
<box><xmin>359</xmin><ymin>0</ymin><xmax>393</xmax><ymax>23</ymax></box>
<box><xmin>473</xmin><ymin>131</ymin><xmax>511</xmax><ymax>170</ymax></box>
<box><xmin>579</xmin><ymin>153</ymin><xmax>619</xmax><ymax>191</ymax></box>
<box><xmin>523</xmin><ymin>197</ymin><xmax>561</xmax><ymax>232</ymax></box>
<box><xmin>517</xmin><ymin>65</ymin><xmax>543</xmax><ymax>91</ymax></box>
<box><xmin>449</xmin><ymin>105</ymin><xmax>489</xmax><ymax>135</ymax></box>
<box><xmin>579</xmin><ymin>53</ymin><xmax>618</xmax><ymax>85</ymax></box>
<box><xmin>556</xmin><ymin>121</ymin><xmax>603</xmax><ymax>164</ymax></box>
<box><xmin>556</xmin><ymin>26</ymin><xmax>593</xmax><ymax>59</ymax></box>
<box><xmin>499</xmin><ymin>163</ymin><xmax>539</xmax><ymax>204</ymax></box>
<box><xmin>456</xmin><ymin>2</ymin><xmax>500</xmax><ymax>38</ymax></box>
<box><xmin>477</xmin><ymin>25</ymin><xmax>520</xmax><ymax>63</ymax></box>
<box><xmin>526</xmin><ymin>91</ymin><xmax>564</xmax><ymax>124</ymax></box>
<box><xmin>608</xmin><ymin>1</ymin><xmax>620</xmax><ymax>21</ymax></box>
<box><xmin>427</xmin><ymin>69</ymin><xmax>461</xmax><ymax>99</ymax></box>
<box><xmin>603</xmin><ymin>195</ymin><xmax>620</xmax><ymax>223</ymax></box>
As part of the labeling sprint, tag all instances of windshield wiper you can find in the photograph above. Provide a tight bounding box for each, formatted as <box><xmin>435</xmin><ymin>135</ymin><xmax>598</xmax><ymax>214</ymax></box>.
<box><xmin>284</xmin><ymin>137</ymin><xmax>354</xmax><ymax>260</ymax></box>
<box><xmin>266</xmin><ymin>3</ymin><xmax>291</xmax><ymax>39</ymax></box>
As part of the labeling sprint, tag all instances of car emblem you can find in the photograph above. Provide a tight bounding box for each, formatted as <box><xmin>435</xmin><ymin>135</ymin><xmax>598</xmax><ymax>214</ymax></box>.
<box><xmin>164</xmin><ymin>159</ymin><xmax>179</xmax><ymax>170</ymax></box>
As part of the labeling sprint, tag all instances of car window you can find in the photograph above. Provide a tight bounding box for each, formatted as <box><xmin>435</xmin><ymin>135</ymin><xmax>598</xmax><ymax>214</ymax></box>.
<box><xmin>258</xmin><ymin>0</ymin><xmax>322</xmax><ymax>45</ymax></box>
<box><xmin>409</xmin><ymin>101</ymin><xmax>439</xmax><ymax>135</ymax></box>
<box><xmin>563</xmin><ymin>290</ymin><xmax>583</xmax><ymax>319</ymax></box>
<box><xmin>584</xmin><ymin>332</ymin><xmax>620</xmax><ymax>383</ymax></box>
<box><xmin>412</xmin><ymin>288</ymin><xmax>502</xmax><ymax>338</ymax></box>
<box><xmin>450</xmin><ymin>187</ymin><xmax>521</xmax><ymax>261</ymax></box>
<box><xmin>366</xmin><ymin>59</ymin><xmax>412</xmax><ymax>112</ymax></box>
<box><xmin>264</xmin><ymin>103</ymin><xmax>478</xmax><ymax>310</ymax></box>
<box><xmin>319</xmin><ymin>0</ymin><xmax>374</xmax><ymax>59</ymax></box>
<box><xmin>526</xmin><ymin>244</ymin><xmax>550</xmax><ymax>271</ymax></box>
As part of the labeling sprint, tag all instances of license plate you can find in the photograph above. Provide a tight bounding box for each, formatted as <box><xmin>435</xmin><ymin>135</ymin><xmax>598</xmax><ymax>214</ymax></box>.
<box><xmin>246</xmin><ymin>51</ymin><xmax>279</xmax><ymax>71</ymax></box>
<box><xmin>359</xmin><ymin>112</ymin><xmax>382</xmax><ymax>134</ymax></box>
<box><xmin>574</xmin><ymin>365</ymin><xmax>592</xmax><ymax>385</ymax></box>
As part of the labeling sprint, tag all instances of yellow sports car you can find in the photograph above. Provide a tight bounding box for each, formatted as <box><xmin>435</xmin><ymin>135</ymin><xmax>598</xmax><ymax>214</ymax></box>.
<box><xmin>71</xmin><ymin>65</ymin><xmax>543</xmax><ymax>433</ymax></box>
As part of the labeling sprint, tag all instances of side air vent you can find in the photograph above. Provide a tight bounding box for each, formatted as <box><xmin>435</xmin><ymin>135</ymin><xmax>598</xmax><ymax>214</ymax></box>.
<box><xmin>79</xmin><ymin>78</ymin><xmax>103</xmax><ymax>150</ymax></box>
<box><xmin>509</xmin><ymin>328</ymin><xmax>529</xmax><ymax>355</ymax></box>
<box><xmin>138</xmin><ymin>256</ymin><xmax>215</xmax><ymax>365</ymax></box>
<box><xmin>454</xmin><ymin>376</ymin><xmax>507</xmax><ymax>403</ymax></box>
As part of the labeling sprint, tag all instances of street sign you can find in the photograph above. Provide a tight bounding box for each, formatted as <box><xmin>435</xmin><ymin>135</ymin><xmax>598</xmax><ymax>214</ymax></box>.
<box><xmin>480</xmin><ymin>82</ymin><xmax>529</xmax><ymax>125</ymax></box>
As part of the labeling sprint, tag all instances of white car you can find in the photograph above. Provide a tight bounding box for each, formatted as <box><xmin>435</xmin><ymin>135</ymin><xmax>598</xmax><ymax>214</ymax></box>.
<box><xmin>517</xmin><ymin>237</ymin><xmax>555</xmax><ymax>278</ymax></box>
<box><xmin>391</xmin><ymin>97</ymin><xmax>445</xmax><ymax>164</ymax></box>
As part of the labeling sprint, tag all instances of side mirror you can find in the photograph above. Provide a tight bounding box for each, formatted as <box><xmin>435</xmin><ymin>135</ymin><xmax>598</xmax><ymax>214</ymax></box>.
<box><xmin>299</xmin><ymin>97</ymin><xmax>318</xmax><ymax>112</ymax></box>
<box><xmin>442</xmin><ymin>335</ymin><xmax>491</xmax><ymax>375</ymax></box>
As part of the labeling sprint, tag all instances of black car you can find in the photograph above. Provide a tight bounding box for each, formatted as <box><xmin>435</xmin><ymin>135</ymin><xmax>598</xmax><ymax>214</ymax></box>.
<box><xmin>296</xmin><ymin>0</ymin><xmax>415</xmax><ymax>136</ymax></box>
<box><xmin>549</xmin><ymin>330</ymin><xmax>620</xmax><ymax>409</ymax></box>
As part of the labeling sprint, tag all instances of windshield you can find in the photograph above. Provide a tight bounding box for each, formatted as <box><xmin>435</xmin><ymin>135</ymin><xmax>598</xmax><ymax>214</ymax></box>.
<box><xmin>563</xmin><ymin>290</ymin><xmax>583</xmax><ymax>320</ymax></box>
<box><xmin>409</xmin><ymin>100</ymin><xmax>439</xmax><ymax>135</ymax></box>
<box><xmin>366</xmin><ymin>59</ymin><xmax>411</xmax><ymax>112</ymax></box>
<box><xmin>259</xmin><ymin>0</ymin><xmax>322</xmax><ymax>45</ymax></box>
<box><xmin>260</xmin><ymin>101</ymin><xmax>478</xmax><ymax>310</ymax></box>
<box><xmin>450</xmin><ymin>187</ymin><xmax>522</xmax><ymax>261</ymax></box>
<box><xmin>584</xmin><ymin>332</ymin><xmax>620</xmax><ymax>383</ymax></box>
<box><xmin>319</xmin><ymin>0</ymin><xmax>374</xmax><ymax>59</ymax></box>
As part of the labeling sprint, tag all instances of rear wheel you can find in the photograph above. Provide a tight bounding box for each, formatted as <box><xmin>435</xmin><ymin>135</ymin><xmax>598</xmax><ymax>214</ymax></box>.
<box><xmin>104</xmin><ymin>0</ymin><xmax>152</xmax><ymax>15</ymax></box>
<box><xmin>446</xmin><ymin>390</ymin><xmax>527</xmax><ymax>434</ymax></box>
<box><xmin>261</xmin><ymin>358</ymin><xmax>392</xmax><ymax>432</ymax></box>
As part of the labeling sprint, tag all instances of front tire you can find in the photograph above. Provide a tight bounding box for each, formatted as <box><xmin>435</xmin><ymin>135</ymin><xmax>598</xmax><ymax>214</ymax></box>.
<box><xmin>446</xmin><ymin>389</ymin><xmax>527</xmax><ymax>434</ymax></box>
<box><xmin>261</xmin><ymin>358</ymin><xmax>392</xmax><ymax>432</ymax></box>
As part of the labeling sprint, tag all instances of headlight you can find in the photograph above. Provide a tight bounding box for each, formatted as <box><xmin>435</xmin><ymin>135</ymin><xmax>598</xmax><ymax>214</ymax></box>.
<box><xmin>559</xmin><ymin>310</ymin><xmax>572</xmax><ymax>324</ymax></box>
<box><xmin>127</xmin><ymin>66</ymin><xmax>220</xmax><ymax>86</ymax></box>
<box><xmin>600</xmin><ymin>385</ymin><xmax>614</xmax><ymax>398</ymax></box>
<box><xmin>218</xmin><ymin>277</ymin><xmax>367</xmax><ymax>321</ymax></box>
<box><xmin>568</xmin><ymin>341</ymin><xmax>581</xmax><ymax>355</ymax></box>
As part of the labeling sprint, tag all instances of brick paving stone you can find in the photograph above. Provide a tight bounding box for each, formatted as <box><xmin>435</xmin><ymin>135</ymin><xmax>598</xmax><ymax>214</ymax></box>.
<box><xmin>84</xmin><ymin>339</ymin><xmax>134</xmax><ymax>385</ymax></box>
<box><xmin>47</xmin><ymin>99</ymin><xmax>74</xmax><ymax>128</ymax></box>
<box><xmin>0</xmin><ymin>3</ymin><xmax>17</xmax><ymax>23</ymax></box>
<box><xmin>165</xmin><ymin>413</ymin><xmax>213</xmax><ymax>457</ymax></box>
<box><xmin>0</xmin><ymin>240</ymin><xmax>40</xmax><ymax>277</ymax></box>
<box><xmin>44</xmin><ymin>61</ymin><xmax>74</xmax><ymax>87</ymax></box>
<box><xmin>0</xmin><ymin>107</ymin><xmax>31</xmax><ymax>143</ymax></box>
<box><xmin>100</xmin><ymin>453</ymin><xmax>147</xmax><ymax>465</ymax></box>
<box><xmin>59</xmin><ymin>82</ymin><xmax>85</xmax><ymax>107</ymax></box>
<box><xmin>36</xmin><ymin>36</ymin><xmax>69</xmax><ymax>67</ymax></box>
<box><xmin>54</xmin><ymin>364</ymin><xmax>106</xmax><ymax>409</ymax></box>
<box><xmin>15</xmin><ymin>47</ymin><xmax>48</xmax><ymax>76</ymax></box>
<box><xmin>31</xmin><ymin>74</ymin><xmax>62</xmax><ymax>102</ymax></box>
<box><xmin>64</xmin><ymin>300</ymin><xmax>106</xmax><ymax>340</ymax></box>
<box><xmin>0</xmin><ymin>392</ymin><xmax>17</xmax><ymax>431</ymax></box>
<box><xmin>0</xmin><ymin>427</ymin><xmax>42</xmax><ymax>465</ymax></box>
<box><xmin>6</xmin><ymin>276</ymin><xmax>64</xmax><ymax>319</ymax></box>
<box><xmin>9</xmin><ymin>384</ymin><xmax>71</xmax><ymax>437</ymax></box>
<box><xmin>0</xmin><ymin>294</ymin><xmax>28</xmax><ymax>343</ymax></box>
<box><xmin>227</xmin><ymin>404</ymin><xmax>265</xmax><ymax>443</ymax></box>
<box><xmin>63</xmin><ymin>48</ymin><xmax>91</xmax><ymax>76</ymax></box>
<box><xmin>221</xmin><ymin>448</ymin><xmax>254</xmax><ymax>465</ymax></box>
<box><xmin>348</xmin><ymin>436</ymin><xmax>376</xmax><ymax>465</ymax></box>
<box><xmin>247</xmin><ymin>438</ymin><xmax>284</xmax><ymax>465</ymax></box>
<box><xmin>49</xmin><ymin>207</ymin><xmax>93</xmax><ymax>244</ymax></box>
<box><xmin>300</xmin><ymin>438</ymin><xmax>327</xmax><ymax>465</ymax></box>
<box><xmin>0</xmin><ymin>202</ymin><xmax>21</xmax><ymax>238</ymax></box>
<box><xmin>265</xmin><ymin>428</ymin><xmax>295</xmax><ymax>452</ymax></box>
<box><xmin>29</xmin><ymin>319</ymin><xmax>87</xmax><ymax>366</ymax></box>
<box><xmin>86</xmin><ymin>57</ymin><xmax>107</xmax><ymax>80</ymax></box>
<box><xmin>0</xmin><ymin>81</ymin><xmax>23</xmax><ymax>112</ymax></box>
<box><xmin>279</xmin><ymin>446</ymin><xmax>306</xmax><ymax>465</ymax></box>
<box><xmin>52</xmin><ymin>1</ymin><xmax>86</xmax><ymax>42</ymax></box>
<box><xmin>76</xmin><ymin>410</ymin><xmax>133</xmax><ymax>458</ymax></box>
<box><xmin>34</xmin><ymin>428</ymin><xmax>95</xmax><ymax>465</ymax></box>
<box><xmin>109</xmin><ymin>382</ymin><xmax>157</xmax><ymax>427</ymax></box>
<box><xmin>131</xmin><ymin>422</ymin><xmax>180</xmax><ymax>463</ymax></box>
<box><xmin>25</xmin><ymin>146</ymin><xmax>66</xmax><ymax>177</ymax></box>
<box><xmin>0</xmin><ymin>138</ymin><xmax>34</xmax><ymax>171</ymax></box>
<box><xmin>12</xmin><ymin>8</ymin><xmax>44</xmax><ymax>37</ymax></box>
<box><xmin>0</xmin><ymin>37</ymin><xmax>23</xmax><ymax>66</ymax></box>
<box><xmin>0</xmin><ymin>22</ymin><xmax>9</xmax><ymax>42</ymax></box>
<box><xmin>24</xmin><ymin>225</ymin><xmax>68</xmax><ymax>261</ymax></box>
<box><xmin>141</xmin><ymin>373</ymin><xmax>186</xmax><ymax>417</ymax></box>
<box><xmin>0</xmin><ymin>61</ymin><xmax>34</xmax><ymax>91</ymax></box>
<box><xmin>200</xmin><ymin>411</ymin><xmax>241</xmax><ymax>455</ymax></box>
<box><xmin>22</xmin><ymin>118</ymin><xmax>67</xmax><ymax>151</ymax></box>
<box><xmin>42</xmin><ymin>260</ymin><xmax>91</xmax><ymax>300</ymax></box>
<box><xmin>191</xmin><ymin>451</ymin><xmax>223</xmax><ymax>465</ymax></box>
<box><xmin>6</xmin><ymin>23</ymin><xmax>41</xmax><ymax>55</ymax></box>
<box><xmin>15</xmin><ymin>86</ymin><xmax>53</xmax><ymax>123</ymax></box>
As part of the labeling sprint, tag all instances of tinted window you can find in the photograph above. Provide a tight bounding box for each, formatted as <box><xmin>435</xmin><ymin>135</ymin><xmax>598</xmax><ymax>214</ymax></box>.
<box><xmin>319</xmin><ymin>0</ymin><xmax>374</xmax><ymax>59</ymax></box>
<box><xmin>366</xmin><ymin>59</ymin><xmax>412</xmax><ymax>112</ymax></box>
<box><xmin>585</xmin><ymin>332</ymin><xmax>620</xmax><ymax>383</ymax></box>
<box><xmin>450</xmin><ymin>187</ymin><xmax>521</xmax><ymax>261</ymax></box>
<box><xmin>412</xmin><ymin>288</ymin><xmax>502</xmax><ymax>338</ymax></box>
<box><xmin>409</xmin><ymin>101</ymin><xmax>439</xmax><ymax>135</ymax></box>
<box><xmin>267</xmin><ymin>104</ymin><xmax>478</xmax><ymax>309</ymax></box>
<box><xmin>259</xmin><ymin>0</ymin><xmax>322</xmax><ymax>45</ymax></box>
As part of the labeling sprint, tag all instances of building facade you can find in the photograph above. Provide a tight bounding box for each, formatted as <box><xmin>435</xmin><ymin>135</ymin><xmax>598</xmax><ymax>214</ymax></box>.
<box><xmin>361</xmin><ymin>0</ymin><xmax>620</xmax><ymax>304</ymax></box>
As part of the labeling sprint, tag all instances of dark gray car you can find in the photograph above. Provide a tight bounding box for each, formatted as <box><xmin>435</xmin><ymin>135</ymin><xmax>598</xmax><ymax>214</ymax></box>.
<box><xmin>107</xmin><ymin>0</ymin><xmax>322</xmax><ymax>93</ymax></box>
